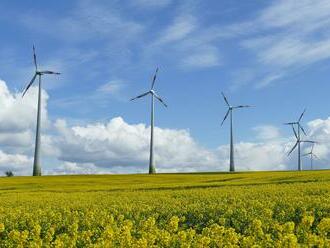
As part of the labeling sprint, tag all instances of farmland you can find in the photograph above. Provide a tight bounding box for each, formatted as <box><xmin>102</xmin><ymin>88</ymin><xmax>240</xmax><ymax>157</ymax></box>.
<box><xmin>0</xmin><ymin>171</ymin><xmax>330</xmax><ymax>247</ymax></box>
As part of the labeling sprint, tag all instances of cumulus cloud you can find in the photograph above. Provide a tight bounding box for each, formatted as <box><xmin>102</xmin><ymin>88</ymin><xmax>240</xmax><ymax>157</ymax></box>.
<box><xmin>48</xmin><ymin>161</ymin><xmax>107</xmax><ymax>175</ymax></box>
<box><xmin>53</xmin><ymin>117</ymin><xmax>219</xmax><ymax>173</ymax></box>
<box><xmin>253</xmin><ymin>125</ymin><xmax>281</xmax><ymax>140</ymax></box>
<box><xmin>0</xmin><ymin>80</ymin><xmax>49</xmax><ymax>132</ymax></box>
<box><xmin>0</xmin><ymin>150</ymin><xmax>32</xmax><ymax>175</ymax></box>
<box><xmin>307</xmin><ymin>118</ymin><xmax>330</xmax><ymax>160</ymax></box>
<box><xmin>0</xmin><ymin>79</ymin><xmax>50</xmax><ymax>156</ymax></box>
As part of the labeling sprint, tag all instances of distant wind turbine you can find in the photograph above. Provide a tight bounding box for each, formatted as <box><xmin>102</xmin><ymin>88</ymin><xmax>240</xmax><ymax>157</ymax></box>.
<box><xmin>302</xmin><ymin>142</ymin><xmax>319</xmax><ymax>170</ymax></box>
<box><xmin>220</xmin><ymin>92</ymin><xmax>252</xmax><ymax>172</ymax></box>
<box><xmin>22</xmin><ymin>46</ymin><xmax>60</xmax><ymax>176</ymax></box>
<box><xmin>130</xmin><ymin>68</ymin><xmax>167</xmax><ymax>174</ymax></box>
<box><xmin>285</xmin><ymin>109</ymin><xmax>314</xmax><ymax>171</ymax></box>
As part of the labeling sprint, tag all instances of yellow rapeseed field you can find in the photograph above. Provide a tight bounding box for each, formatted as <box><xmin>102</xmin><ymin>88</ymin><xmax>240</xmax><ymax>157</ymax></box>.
<box><xmin>0</xmin><ymin>171</ymin><xmax>330</xmax><ymax>247</ymax></box>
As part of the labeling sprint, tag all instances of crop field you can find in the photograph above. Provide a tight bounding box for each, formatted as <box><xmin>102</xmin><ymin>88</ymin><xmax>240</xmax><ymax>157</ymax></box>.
<box><xmin>0</xmin><ymin>171</ymin><xmax>330</xmax><ymax>247</ymax></box>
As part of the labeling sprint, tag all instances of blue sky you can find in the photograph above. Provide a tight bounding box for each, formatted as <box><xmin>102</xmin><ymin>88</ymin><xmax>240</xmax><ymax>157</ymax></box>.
<box><xmin>0</xmin><ymin>0</ymin><xmax>330</xmax><ymax>174</ymax></box>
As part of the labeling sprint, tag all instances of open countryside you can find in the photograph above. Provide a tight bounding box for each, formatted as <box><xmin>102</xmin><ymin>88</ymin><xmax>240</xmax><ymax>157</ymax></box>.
<box><xmin>0</xmin><ymin>171</ymin><xmax>330</xmax><ymax>247</ymax></box>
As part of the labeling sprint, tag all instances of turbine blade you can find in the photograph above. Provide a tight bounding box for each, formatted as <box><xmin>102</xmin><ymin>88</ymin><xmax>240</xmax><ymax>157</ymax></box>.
<box><xmin>302</xmin><ymin>153</ymin><xmax>310</xmax><ymax>157</ymax></box>
<box><xmin>41</xmin><ymin>70</ymin><xmax>61</xmax><ymax>75</ymax></box>
<box><xmin>298</xmin><ymin>108</ymin><xmax>306</xmax><ymax>122</ymax></box>
<box><xmin>234</xmin><ymin>105</ymin><xmax>252</xmax><ymax>108</ymax></box>
<box><xmin>288</xmin><ymin>141</ymin><xmax>298</xmax><ymax>156</ymax></box>
<box><xmin>22</xmin><ymin>73</ymin><xmax>37</xmax><ymax>97</ymax></box>
<box><xmin>299</xmin><ymin>124</ymin><xmax>307</xmax><ymax>136</ymax></box>
<box><xmin>221</xmin><ymin>92</ymin><xmax>230</xmax><ymax>107</ymax></box>
<box><xmin>221</xmin><ymin>109</ymin><xmax>230</xmax><ymax>126</ymax></box>
<box><xmin>292</xmin><ymin>125</ymin><xmax>298</xmax><ymax>139</ymax></box>
<box><xmin>302</xmin><ymin>140</ymin><xmax>316</xmax><ymax>144</ymax></box>
<box><xmin>151</xmin><ymin>67</ymin><xmax>159</xmax><ymax>89</ymax></box>
<box><xmin>33</xmin><ymin>45</ymin><xmax>38</xmax><ymax>71</ymax></box>
<box><xmin>130</xmin><ymin>91</ymin><xmax>150</xmax><ymax>101</ymax></box>
<box><xmin>153</xmin><ymin>92</ymin><xmax>167</xmax><ymax>107</ymax></box>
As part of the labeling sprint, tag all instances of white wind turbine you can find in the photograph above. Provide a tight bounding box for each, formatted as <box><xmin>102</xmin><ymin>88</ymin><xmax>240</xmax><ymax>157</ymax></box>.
<box><xmin>220</xmin><ymin>92</ymin><xmax>252</xmax><ymax>172</ymax></box>
<box><xmin>22</xmin><ymin>46</ymin><xmax>60</xmax><ymax>176</ymax></box>
<box><xmin>130</xmin><ymin>68</ymin><xmax>167</xmax><ymax>174</ymax></box>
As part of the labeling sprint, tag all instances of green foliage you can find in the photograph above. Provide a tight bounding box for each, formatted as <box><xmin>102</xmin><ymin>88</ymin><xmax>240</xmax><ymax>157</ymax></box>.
<box><xmin>4</xmin><ymin>171</ymin><xmax>13</xmax><ymax>177</ymax></box>
<box><xmin>0</xmin><ymin>171</ymin><xmax>329</xmax><ymax>246</ymax></box>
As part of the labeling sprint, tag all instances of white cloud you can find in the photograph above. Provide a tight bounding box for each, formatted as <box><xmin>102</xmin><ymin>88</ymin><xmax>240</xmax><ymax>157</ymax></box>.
<box><xmin>181</xmin><ymin>46</ymin><xmax>221</xmax><ymax>68</ymax></box>
<box><xmin>53</xmin><ymin>117</ymin><xmax>219</xmax><ymax>172</ymax></box>
<box><xmin>0</xmin><ymin>150</ymin><xmax>32</xmax><ymax>175</ymax></box>
<box><xmin>0</xmin><ymin>79</ymin><xmax>50</xmax><ymax>157</ymax></box>
<box><xmin>48</xmin><ymin>161</ymin><xmax>106</xmax><ymax>175</ymax></box>
<box><xmin>307</xmin><ymin>118</ymin><xmax>330</xmax><ymax>160</ymax></box>
<box><xmin>255</xmin><ymin>73</ymin><xmax>284</xmax><ymax>89</ymax></box>
<box><xmin>259</xmin><ymin>0</ymin><xmax>330</xmax><ymax>31</ymax></box>
<box><xmin>158</xmin><ymin>15</ymin><xmax>197</xmax><ymax>44</ymax></box>
<box><xmin>131</xmin><ymin>0</ymin><xmax>172</xmax><ymax>9</ymax></box>
<box><xmin>97</xmin><ymin>80</ymin><xmax>124</xmax><ymax>95</ymax></box>
<box><xmin>18</xmin><ymin>0</ymin><xmax>144</xmax><ymax>44</ymax></box>
<box><xmin>224</xmin><ymin>141</ymin><xmax>287</xmax><ymax>171</ymax></box>
<box><xmin>228</xmin><ymin>0</ymin><xmax>330</xmax><ymax>88</ymax></box>
<box><xmin>253</xmin><ymin>125</ymin><xmax>281</xmax><ymax>140</ymax></box>
<box><xmin>0</xmin><ymin>80</ymin><xmax>49</xmax><ymax>132</ymax></box>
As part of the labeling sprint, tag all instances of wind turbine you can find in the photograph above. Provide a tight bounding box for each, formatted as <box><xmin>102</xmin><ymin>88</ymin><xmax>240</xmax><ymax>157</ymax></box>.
<box><xmin>284</xmin><ymin>109</ymin><xmax>310</xmax><ymax>171</ymax></box>
<box><xmin>220</xmin><ymin>92</ymin><xmax>252</xmax><ymax>172</ymax></box>
<box><xmin>130</xmin><ymin>68</ymin><xmax>167</xmax><ymax>174</ymax></box>
<box><xmin>302</xmin><ymin>142</ymin><xmax>319</xmax><ymax>170</ymax></box>
<box><xmin>22</xmin><ymin>46</ymin><xmax>60</xmax><ymax>176</ymax></box>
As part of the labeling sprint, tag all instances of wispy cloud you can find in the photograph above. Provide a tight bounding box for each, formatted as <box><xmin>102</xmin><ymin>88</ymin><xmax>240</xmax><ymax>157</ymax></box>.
<box><xmin>130</xmin><ymin>0</ymin><xmax>172</xmax><ymax>9</ymax></box>
<box><xmin>233</xmin><ymin>0</ymin><xmax>330</xmax><ymax>87</ymax></box>
<box><xmin>181</xmin><ymin>46</ymin><xmax>221</xmax><ymax>68</ymax></box>
<box><xmin>96</xmin><ymin>80</ymin><xmax>125</xmax><ymax>95</ymax></box>
<box><xmin>53</xmin><ymin>79</ymin><xmax>127</xmax><ymax>111</ymax></box>
<box><xmin>156</xmin><ymin>15</ymin><xmax>197</xmax><ymax>44</ymax></box>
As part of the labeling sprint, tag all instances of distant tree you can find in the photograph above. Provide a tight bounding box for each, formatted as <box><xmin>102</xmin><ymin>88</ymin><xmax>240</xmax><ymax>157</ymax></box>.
<box><xmin>5</xmin><ymin>171</ymin><xmax>14</xmax><ymax>177</ymax></box>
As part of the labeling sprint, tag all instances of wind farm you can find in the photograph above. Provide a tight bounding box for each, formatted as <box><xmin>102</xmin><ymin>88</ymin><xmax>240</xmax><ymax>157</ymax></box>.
<box><xmin>1</xmin><ymin>1</ymin><xmax>330</xmax><ymax>247</ymax></box>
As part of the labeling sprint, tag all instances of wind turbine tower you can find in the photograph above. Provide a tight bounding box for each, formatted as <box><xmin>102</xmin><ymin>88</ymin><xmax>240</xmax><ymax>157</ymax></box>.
<box><xmin>131</xmin><ymin>68</ymin><xmax>167</xmax><ymax>174</ymax></box>
<box><xmin>22</xmin><ymin>46</ymin><xmax>60</xmax><ymax>176</ymax></box>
